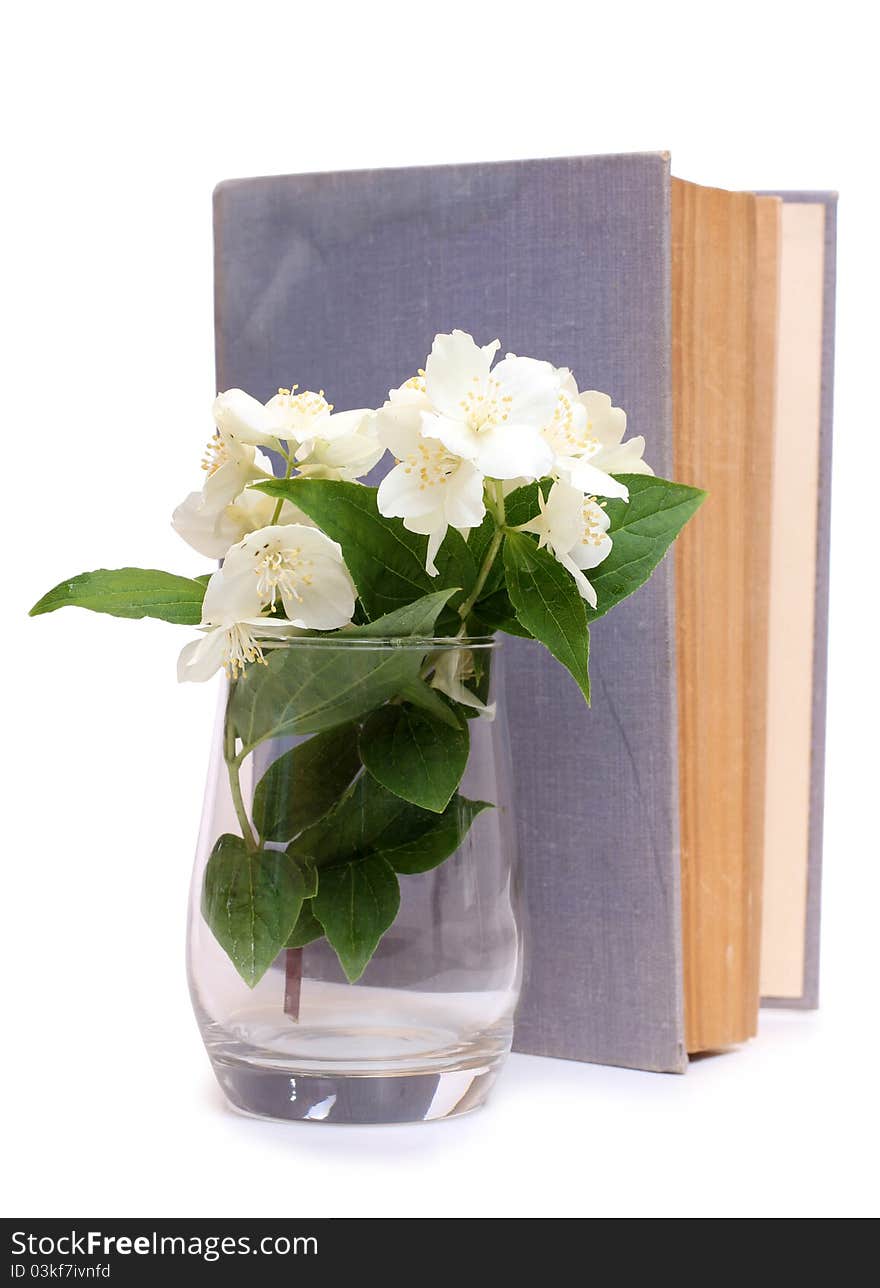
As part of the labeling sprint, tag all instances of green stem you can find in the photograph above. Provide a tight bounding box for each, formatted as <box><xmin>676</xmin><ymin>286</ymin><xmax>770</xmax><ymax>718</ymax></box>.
<box><xmin>269</xmin><ymin>450</ymin><xmax>294</xmax><ymax>525</ymax></box>
<box><xmin>457</xmin><ymin>483</ymin><xmax>507</xmax><ymax>626</ymax></box>
<box><xmin>224</xmin><ymin>682</ymin><xmax>257</xmax><ymax>851</ymax></box>
<box><xmin>457</xmin><ymin>528</ymin><xmax>504</xmax><ymax>625</ymax></box>
<box><xmin>488</xmin><ymin>478</ymin><xmax>506</xmax><ymax>526</ymax></box>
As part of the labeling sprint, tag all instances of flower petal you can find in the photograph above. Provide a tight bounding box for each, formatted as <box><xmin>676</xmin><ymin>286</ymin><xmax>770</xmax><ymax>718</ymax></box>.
<box><xmin>317</xmin><ymin>408</ymin><xmax>374</xmax><ymax>443</ymax></box>
<box><xmin>171</xmin><ymin>492</ymin><xmax>237</xmax><ymax>559</ymax></box>
<box><xmin>571</xmin><ymin>531</ymin><xmax>613</xmax><ymax>571</ymax></box>
<box><xmin>474</xmin><ymin>423</ymin><xmax>554</xmax><ymax>480</ymax></box>
<box><xmin>376</xmin><ymin>400</ymin><xmax>426</xmax><ymax>460</ymax></box>
<box><xmin>425</xmin><ymin>330</ymin><xmax>494</xmax><ymax>420</ymax></box>
<box><xmin>220</xmin><ymin>523</ymin><xmax>356</xmax><ymax>629</ymax></box>
<box><xmin>564</xmin><ymin>457</ymin><xmax>630</xmax><ymax>501</ymax></box>
<box><xmin>388</xmin><ymin>378</ymin><xmax>431</xmax><ymax>407</ymax></box>
<box><xmin>542</xmin><ymin>382</ymin><xmax>590</xmax><ymax>458</ymax></box>
<box><xmin>177</xmin><ymin>630</ymin><xmax>226</xmax><ymax>683</ymax></box>
<box><xmin>593</xmin><ymin>435</ymin><xmax>654</xmax><ymax>477</ymax></box>
<box><xmin>424</xmin><ymin>527</ymin><xmax>444</xmax><ymax>578</ymax></box>
<box><xmin>520</xmin><ymin>480</ymin><xmax>581</xmax><ymax>552</ymax></box>
<box><xmin>399</xmin><ymin>510</ymin><xmax>447</xmax><ymax>575</ymax></box>
<box><xmin>443</xmin><ymin>462</ymin><xmax>486</xmax><ymax>529</ymax></box>
<box><xmin>431</xmin><ymin>650</ymin><xmax>496</xmax><ymax>718</ymax></box>
<box><xmin>558</xmin><ymin>552</ymin><xmax>598</xmax><ymax>607</ymax></box>
<box><xmin>235</xmin><ymin>488</ymin><xmax>311</xmax><ymax>531</ymax></box>
<box><xmin>264</xmin><ymin>389</ymin><xmax>332</xmax><ymax>444</ymax></box>
<box><xmin>200</xmin><ymin>566</ymin><xmax>263</xmax><ymax>628</ymax></box>
<box><xmin>214</xmin><ymin>389</ymin><xmax>281</xmax><ymax>449</ymax></box>
<box><xmin>424</xmin><ymin>413</ymin><xmax>480</xmax><ymax>464</ymax></box>
<box><xmin>231</xmin><ymin>523</ymin><xmax>344</xmax><ymax>567</ymax></box>
<box><xmin>302</xmin><ymin>430</ymin><xmax>384</xmax><ymax>475</ymax></box>
<box><xmin>280</xmin><ymin>557</ymin><xmax>355</xmax><ymax>629</ymax></box>
<box><xmin>493</xmin><ymin>355</ymin><xmax>560</xmax><ymax>429</ymax></box>
<box><xmin>400</xmin><ymin>509</ymin><xmax>442</xmax><ymax>536</ymax></box>
<box><xmin>580</xmin><ymin>391</ymin><xmax>627</xmax><ymax>449</ymax></box>
<box><xmin>556</xmin><ymin>366</ymin><xmax>580</xmax><ymax>397</ymax></box>
<box><xmin>377</xmin><ymin>460</ymin><xmax>441</xmax><ymax>519</ymax></box>
<box><xmin>201</xmin><ymin>451</ymin><xmax>268</xmax><ymax>511</ymax></box>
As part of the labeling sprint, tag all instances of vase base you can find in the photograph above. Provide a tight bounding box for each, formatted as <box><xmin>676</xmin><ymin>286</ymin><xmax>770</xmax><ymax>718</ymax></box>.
<box><xmin>211</xmin><ymin>1057</ymin><xmax>501</xmax><ymax>1124</ymax></box>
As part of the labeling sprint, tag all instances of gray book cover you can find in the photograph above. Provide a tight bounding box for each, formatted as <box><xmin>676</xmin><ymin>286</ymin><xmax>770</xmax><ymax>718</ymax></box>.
<box><xmin>213</xmin><ymin>152</ymin><xmax>686</xmax><ymax>1073</ymax></box>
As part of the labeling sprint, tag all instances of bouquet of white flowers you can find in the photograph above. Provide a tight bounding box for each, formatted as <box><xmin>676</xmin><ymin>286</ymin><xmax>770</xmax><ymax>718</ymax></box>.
<box><xmin>31</xmin><ymin>330</ymin><xmax>703</xmax><ymax>991</ymax></box>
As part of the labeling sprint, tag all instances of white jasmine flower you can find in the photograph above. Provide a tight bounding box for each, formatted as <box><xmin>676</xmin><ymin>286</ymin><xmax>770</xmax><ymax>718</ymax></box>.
<box><xmin>174</xmin><ymin>385</ymin><xmax>339</xmax><ymax>557</ymax></box>
<box><xmin>421</xmin><ymin>331</ymin><xmax>556</xmax><ymax>481</ymax></box>
<box><xmin>218</xmin><ymin>524</ymin><xmax>356</xmax><ymax>630</ymax></box>
<box><xmin>430</xmin><ymin>649</ymin><xmax>495</xmax><ymax>719</ymax></box>
<box><xmin>213</xmin><ymin>388</ymin><xmax>287</xmax><ymax>451</ymax></box>
<box><xmin>214</xmin><ymin>385</ymin><xmax>341</xmax><ymax>453</ymax></box>
<box><xmin>520</xmin><ymin>480</ymin><xmax>613</xmax><ymax>608</ymax></box>
<box><xmin>198</xmin><ymin>426</ymin><xmax>273</xmax><ymax>510</ymax></box>
<box><xmin>172</xmin><ymin>490</ymin><xmax>250</xmax><ymax>560</ymax></box>
<box><xmin>295</xmin><ymin>408</ymin><xmax>385</xmax><ymax>482</ymax></box>
<box><xmin>263</xmin><ymin>385</ymin><xmax>336</xmax><ymax>445</ymax></box>
<box><xmin>177</xmin><ymin>523</ymin><xmax>356</xmax><ymax>681</ymax></box>
<box><xmin>176</xmin><ymin>570</ymin><xmax>297</xmax><ymax>683</ymax></box>
<box><xmin>171</xmin><ymin>414</ymin><xmax>278</xmax><ymax>557</ymax></box>
<box><xmin>216</xmin><ymin>386</ymin><xmax>383</xmax><ymax>480</ymax></box>
<box><xmin>386</xmin><ymin>371</ymin><xmax>431</xmax><ymax>406</ymax></box>
<box><xmin>578</xmin><ymin>389</ymin><xmax>652</xmax><ymax>478</ymax></box>
<box><xmin>376</xmin><ymin>388</ymin><xmax>485</xmax><ymax>576</ymax></box>
<box><xmin>171</xmin><ymin>487</ymin><xmax>307</xmax><ymax>560</ymax></box>
<box><xmin>543</xmin><ymin>372</ymin><xmax>651</xmax><ymax>499</ymax></box>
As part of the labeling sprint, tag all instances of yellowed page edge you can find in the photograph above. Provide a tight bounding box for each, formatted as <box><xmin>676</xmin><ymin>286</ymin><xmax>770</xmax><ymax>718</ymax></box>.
<box><xmin>674</xmin><ymin>179</ymin><xmax>763</xmax><ymax>1051</ymax></box>
<box><xmin>759</xmin><ymin>203</ymin><xmax>826</xmax><ymax>998</ymax></box>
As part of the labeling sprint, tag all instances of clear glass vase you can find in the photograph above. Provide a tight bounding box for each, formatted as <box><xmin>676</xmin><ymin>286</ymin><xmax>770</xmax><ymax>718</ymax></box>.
<box><xmin>187</xmin><ymin>635</ymin><xmax>522</xmax><ymax>1124</ymax></box>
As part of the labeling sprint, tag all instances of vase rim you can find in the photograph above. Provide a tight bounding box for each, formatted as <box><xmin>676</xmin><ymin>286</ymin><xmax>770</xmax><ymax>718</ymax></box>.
<box><xmin>266</xmin><ymin>633</ymin><xmax>499</xmax><ymax>652</ymax></box>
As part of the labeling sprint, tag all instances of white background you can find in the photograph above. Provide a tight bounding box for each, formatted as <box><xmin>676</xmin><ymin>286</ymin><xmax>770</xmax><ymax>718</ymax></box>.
<box><xmin>3</xmin><ymin>0</ymin><xmax>878</xmax><ymax>1220</ymax></box>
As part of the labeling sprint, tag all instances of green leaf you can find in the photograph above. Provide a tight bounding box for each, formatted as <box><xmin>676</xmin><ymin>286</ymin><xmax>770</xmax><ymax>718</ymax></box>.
<box><xmin>29</xmin><ymin>568</ymin><xmax>207</xmax><ymax>625</ymax></box>
<box><xmin>201</xmin><ymin>834</ymin><xmax>307</xmax><ymax>987</ymax></box>
<box><xmin>285</xmin><ymin>901</ymin><xmax>325</xmax><ymax>949</ymax></box>
<box><xmin>251</xmin><ymin>478</ymin><xmax>476</xmax><ymax>621</ymax></box>
<box><xmin>396</xmin><ymin>678</ymin><xmax>464</xmax><ymax>730</ymax></box>
<box><xmin>503</xmin><ymin>478</ymin><xmax>553</xmax><ymax>528</ymax></box>
<box><xmin>231</xmin><ymin>647</ymin><xmax>408</xmax><ymax>746</ymax></box>
<box><xmin>291</xmin><ymin>769</ymin><xmax>489</xmax><ymax>978</ymax></box>
<box><xmin>377</xmin><ymin>794</ymin><xmax>491</xmax><ymax>875</ymax></box>
<box><xmin>344</xmin><ymin>589</ymin><xmax>457</xmax><ymax>639</ymax></box>
<box><xmin>288</xmin><ymin>851</ymin><xmax>319</xmax><ymax>898</ymax></box>
<box><xmin>503</xmin><ymin>529</ymin><xmax>591</xmax><ymax>703</ymax></box>
<box><xmin>468</xmin><ymin>586</ymin><xmax>532</xmax><ymax>638</ymax></box>
<box><xmin>252</xmin><ymin>724</ymin><xmax>362</xmax><ymax>843</ymax></box>
<box><xmin>359</xmin><ymin>705</ymin><xmax>469</xmax><ymax>813</ymax></box>
<box><xmin>230</xmin><ymin>590</ymin><xmax>455</xmax><ymax>749</ymax></box>
<box><xmin>585</xmin><ymin>474</ymin><xmax>707</xmax><ymax>621</ymax></box>
<box><xmin>312</xmin><ymin>855</ymin><xmax>400</xmax><ymax>982</ymax></box>
<box><xmin>290</xmin><ymin>771</ymin><xmax>490</xmax><ymax>876</ymax></box>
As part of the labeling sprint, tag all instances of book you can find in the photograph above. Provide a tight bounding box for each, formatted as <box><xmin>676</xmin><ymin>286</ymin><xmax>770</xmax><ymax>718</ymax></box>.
<box><xmin>213</xmin><ymin>153</ymin><xmax>836</xmax><ymax>1073</ymax></box>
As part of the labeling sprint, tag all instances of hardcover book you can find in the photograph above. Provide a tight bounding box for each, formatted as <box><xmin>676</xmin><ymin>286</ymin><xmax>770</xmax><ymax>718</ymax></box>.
<box><xmin>213</xmin><ymin>153</ymin><xmax>836</xmax><ymax>1072</ymax></box>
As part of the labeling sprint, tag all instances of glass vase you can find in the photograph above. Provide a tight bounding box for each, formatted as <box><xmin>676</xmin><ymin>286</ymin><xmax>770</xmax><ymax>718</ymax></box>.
<box><xmin>187</xmin><ymin>635</ymin><xmax>522</xmax><ymax>1124</ymax></box>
